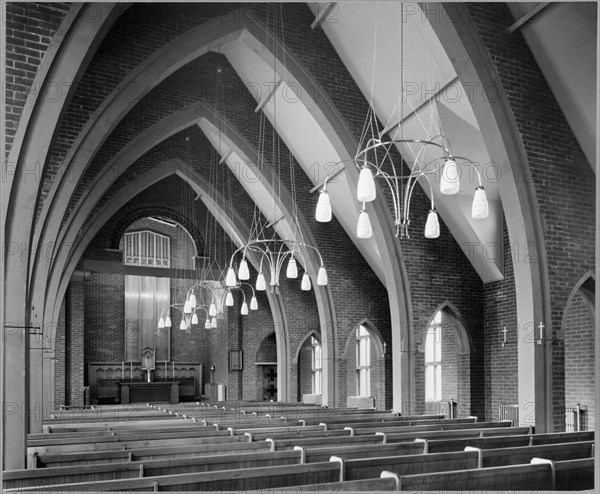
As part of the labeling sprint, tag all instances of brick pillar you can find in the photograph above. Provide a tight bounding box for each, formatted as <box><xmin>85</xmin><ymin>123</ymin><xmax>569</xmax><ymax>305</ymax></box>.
<box><xmin>65</xmin><ymin>272</ymin><xmax>85</xmax><ymax>407</ymax></box>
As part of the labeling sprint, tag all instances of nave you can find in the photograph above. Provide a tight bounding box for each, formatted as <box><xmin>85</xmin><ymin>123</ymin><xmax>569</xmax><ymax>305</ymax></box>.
<box><xmin>3</xmin><ymin>401</ymin><xmax>594</xmax><ymax>491</ymax></box>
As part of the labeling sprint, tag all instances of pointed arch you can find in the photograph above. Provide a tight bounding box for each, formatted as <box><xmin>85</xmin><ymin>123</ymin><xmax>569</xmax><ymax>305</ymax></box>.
<box><xmin>425</xmin><ymin>302</ymin><xmax>473</xmax><ymax>356</ymax></box>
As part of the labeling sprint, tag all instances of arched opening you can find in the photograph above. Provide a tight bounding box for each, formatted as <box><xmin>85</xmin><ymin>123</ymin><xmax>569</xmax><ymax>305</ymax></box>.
<box><xmin>342</xmin><ymin>320</ymin><xmax>386</xmax><ymax>409</ymax></box>
<box><xmin>417</xmin><ymin>304</ymin><xmax>472</xmax><ymax>417</ymax></box>
<box><xmin>561</xmin><ymin>274</ymin><xmax>596</xmax><ymax>431</ymax></box>
<box><xmin>296</xmin><ymin>332</ymin><xmax>322</xmax><ymax>404</ymax></box>
<box><xmin>255</xmin><ymin>332</ymin><xmax>278</xmax><ymax>401</ymax></box>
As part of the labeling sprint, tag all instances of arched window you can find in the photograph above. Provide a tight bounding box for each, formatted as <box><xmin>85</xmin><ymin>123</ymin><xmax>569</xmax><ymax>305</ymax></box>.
<box><xmin>123</xmin><ymin>230</ymin><xmax>170</xmax><ymax>268</ymax></box>
<box><xmin>425</xmin><ymin>312</ymin><xmax>442</xmax><ymax>402</ymax></box>
<box><xmin>356</xmin><ymin>325</ymin><xmax>371</xmax><ymax>397</ymax></box>
<box><xmin>311</xmin><ymin>336</ymin><xmax>322</xmax><ymax>394</ymax></box>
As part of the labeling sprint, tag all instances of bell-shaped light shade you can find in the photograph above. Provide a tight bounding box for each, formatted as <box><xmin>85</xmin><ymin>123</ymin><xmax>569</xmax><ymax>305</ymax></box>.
<box><xmin>225</xmin><ymin>290</ymin><xmax>234</xmax><ymax>306</ymax></box>
<box><xmin>357</xmin><ymin>166</ymin><xmax>376</xmax><ymax>202</ymax></box>
<box><xmin>191</xmin><ymin>312</ymin><xmax>198</xmax><ymax>325</ymax></box>
<box><xmin>256</xmin><ymin>272</ymin><xmax>266</xmax><ymax>291</ymax></box>
<box><xmin>286</xmin><ymin>258</ymin><xmax>298</xmax><ymax>279</ymax></box>
<box><xmin>226</xmin><ymin>267</ymin><xmax>237</xmax><ymax>287</ymax></box>
<box><xmin>250</xmin><ymin>296</ymin><xmax>258</xmax><ymax>311</ymax></box>
<box><xmin>179</xmin><ymin>319</ymin><xmax>187</xmax><ymax>330</ymax></box>
<box><xmin>301</xmin><ymin>272</ymin><xmax>311</xmax><ymax>291</ymax></box>
<box><xmin>158</xmin><ymin>317</ymin><xmax>165</xmax><ymax>329</ymax></box>
<box><xmin>315</xmin><ymin>190</ymin><xmax>332</xmax><ymax>222</ymax></box>
<box><xmin>317</xmin><ymin>266</ymin><xmax>328</xmax><ymax>286</ymax></box>
<box><xmin>241</xmin><ymin>302</ymin><xmax>249</xmax><ymax>315</ymax></box>
<box><xmin>209</xmin><ymin>302</ymin><xmax>217</xmax><ymax>317</ymax></box>
<box><xmin>210</xmin><ymin>317</ymin><xmax>217</xmax><ymax>329</ymax></box>
<box><xmin>165</xmin><ymin>315</ymin><xmax>172</xmax><ymax>328</ymax></box>
<box><xmin>183</xmin><ymin>300</ymin><xmax>192</xmax><ymax>314</ymax></box>
<box><xmin>471</xmin><ymin>186</ymin><xmax>489</xmax><ymax>219</ymax></box>
<box><xmin>356</xmin><ymin>209</ymin><xmax>373</xmax><ymax>238</ymax></box>
<box><xmin>238</xmin><ymin>259</ymin><xmax>250</xmax><ymax>280</ymax></box>
<box><xmin>424</xmin><ymin>210</ymin><xmax>440</xmax><ymax>238</ymax></box>
<box><xmin>440</xmin><ymin>159</ymin><xmax>460</xmax><ymax>195</ymax></box>
<box><xmin>204</xmin><ymin>318</ymin><xmax>211</xmax><ymax>329</ymax></box>
<box><xmin>188</xmin><ymin>292</ymin><xmax>197</xmax><ymax>308</ymax></box>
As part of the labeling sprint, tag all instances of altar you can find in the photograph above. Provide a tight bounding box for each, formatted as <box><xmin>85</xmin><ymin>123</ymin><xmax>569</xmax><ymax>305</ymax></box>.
<box><xmin>118</xmin><ymin>381</ymin><xmax>180</xmax><ymax>404</ymax></box>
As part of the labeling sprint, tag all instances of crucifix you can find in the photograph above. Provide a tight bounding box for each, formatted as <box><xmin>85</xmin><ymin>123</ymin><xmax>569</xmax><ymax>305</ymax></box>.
<box><xmin>502</xmin><ymin>327</ymin><xmax>508</xmax><ymax>347</ymax></box>
<box><xmin>537</xmin><ymin>321</ymin><xmax>545</xmax><ymax>345</ymax></box>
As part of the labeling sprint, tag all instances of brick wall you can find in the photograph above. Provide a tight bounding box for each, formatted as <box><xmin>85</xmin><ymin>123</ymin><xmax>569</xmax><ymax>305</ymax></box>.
<box><xmin>297</xmin><ymin>337</ymin><xmax>313</xmax><ymax>400</ymax></box>
<box><xmin>5</xmin><ymin>2</ymin><xmax>71</xmax><ymax>158</ymax></box>
<box><xmin>483</xmin><ymin>220</ymin><xmax>518</xmax><ymax>421</ymax></box>
<box><xmin>65</xmin><ymin>275</ymin><xmax>84</xmax><ymax>406</ymax></box>
<box><xmin>466</xmin><ymin>3</ymin><xmax>596</xmax><ymax>429</ymax></box>
<box><xmin>54</xmin><ymin>299</ymin><xmax>66</xmax><ymax>406</ymax></box>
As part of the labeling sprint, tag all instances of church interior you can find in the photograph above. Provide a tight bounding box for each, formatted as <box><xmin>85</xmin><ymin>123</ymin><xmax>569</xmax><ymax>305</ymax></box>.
<box><xmin>2</xmin><ymin>1</ymin><xmax>599</xmax><ymax>489</ymax></box>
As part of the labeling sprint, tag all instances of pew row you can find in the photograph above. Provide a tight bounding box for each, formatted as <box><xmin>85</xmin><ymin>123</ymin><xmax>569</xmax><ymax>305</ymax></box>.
<box><xmin>6</xmin><ymin>461</ymin><xmax>343</xmax><ymax>492</ymax></box>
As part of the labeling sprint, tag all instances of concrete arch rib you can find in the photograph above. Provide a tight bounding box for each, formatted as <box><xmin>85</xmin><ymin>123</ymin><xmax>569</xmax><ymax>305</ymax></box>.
<box><xmin>45</xmin><ymin>158</ymin><xmax>287</xmax><ymax>406</ymax></box>
<box><xmin>424</xmin><ymin>4</ymin><xmax>552</xmax><ymax>431</ymax></box>
<box><xmin>1</xmin><ymin>3</ymin><xmax>120</xmax><ymax>469</ymax></box>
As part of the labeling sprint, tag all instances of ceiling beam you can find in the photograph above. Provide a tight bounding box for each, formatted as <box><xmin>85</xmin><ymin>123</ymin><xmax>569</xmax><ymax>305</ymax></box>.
<box><xmin>311</xmin><ymin>3</ymin><xmax>337</xmax><ymax>30</ymax></box>
<box><xmin>508</xmin><ymin>3</ymin><xmax>550</xmax><ymax>33</ymax></box>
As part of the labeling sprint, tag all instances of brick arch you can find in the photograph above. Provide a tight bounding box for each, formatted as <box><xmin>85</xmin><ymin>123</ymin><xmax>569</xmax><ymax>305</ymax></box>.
<box><xmin>108</xmin><ymin>205</ymin><xmax>204</xmax><ymax>257</ymax></box>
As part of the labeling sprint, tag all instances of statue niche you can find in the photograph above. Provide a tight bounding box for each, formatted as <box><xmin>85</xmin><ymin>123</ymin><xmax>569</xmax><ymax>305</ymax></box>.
<box><xmin>142</xmin><ymin>347</ymin><xmax>155</xmax><ymax>382</ymax></box>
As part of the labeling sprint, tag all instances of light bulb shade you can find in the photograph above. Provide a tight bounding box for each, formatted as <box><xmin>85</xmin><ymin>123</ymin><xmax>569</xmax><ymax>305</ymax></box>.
<box><xmin>315</xmin><ymin>190</ymin><xmax>332</xmax><ymax>222</ymax></box>
<box><xmin>440</xmin><ymin>159</ymin><xmax>460</xmax><ymax>195</ymax></box>
<box><xmin>301</xmin><ymin>272</ymin><xmax>311</xmax><ymax>291</ymax></box>
<box><xmin>317</xmin><ymin>266</ymin><xmax>328</xmax><ymax>286</ymax></box>
<box><xmin>191</xmin><ymin>312</ymin><xmax>198</xmax><ymax>325</ymax></box>
<box><xmin>256</xmin><ymin>272</ymin><xmax>266</xmax><ymax>291</ymax></box>
<box><xmin>356</xmin><ymin>210</ymin><xmax>373</xmax><ymax>238</ymax></box>
<box><xmin>179</xmin><ymin>319</ymin><xmax>187</xmax><ymax>330</ymax></box>
<box><xmin>165</xmin><ymin>315</ymin><xmax>172</xmax><ymax>327</ymax></box>
<box><xmin>241</xmin><ymin>302</ymin><xmax>249</xmax><ymax>315</ymax></box>
<box><xmin>158</xmin><ymin>317</ymin><xmax>165</xmax><ymax>329</ymax></box>
<box><xmin>472</xmin><ymin>186</ymin><xmax>489</xmax><ymax>219</ymax></box>
<box><xmin>225</xmin><ymin>267</ymin><xmax>237</xmax><ymax>287</ymax></box>
<box><xmin>209</xmin><ymin>302</ymin><xmax>217</xmax><ymax>317</ymax></box>
<box><xmin>183</xmin><ymin>300</ymin><xmax>192</xmax><ymax>314</ymax></box>
<box><xmin>286</xmin><ymin>258</ymin><xmax>298</xmax><ymax>279</ymax></box>
<box><xmin>189</xmin><ymin>292</ymin><xmax>197</xmax><ymax>308</ymax></box>
<box><xmin>225</xmin><ymin>291</ymin><xmax>234</xmax><ymax>306</ymax></box>
<box><xmin>210</xmin><ymin>317</ymin><xmax>217</xmax><ymax>328</ymax></box>
<box><xmin>238</xmin><ymin>259</ymin><xmax>250</xmax><ymax>280</ymax></box>
<box><xmin>204</xmin><ymin>318</ymin><xmax>211</xmax><ymax>329</ymax></box>
<box><xmin>357</xmin><ymin>166</ymin><xmax>376</xmax><ymax>202</ymax></box>
<box><xmin>425</xmin><ymin>210</ymin><xmax>440</xmax><ymax>238</ymax></box>
<box><xmin>250</xmin><ymin>296</ymin><xmax>258</xmax><ymax>310</ymax></box>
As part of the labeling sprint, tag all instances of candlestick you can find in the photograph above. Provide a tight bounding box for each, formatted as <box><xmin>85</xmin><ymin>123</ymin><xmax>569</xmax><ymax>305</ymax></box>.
<box><xmin>130</xmin><ymin>362</ymin><xmax>133</xmax><ymax>381</ymax></box>
<box><xmin>165</xmin><ymin>361</ymin><xmax>167</xmax><ymax>381</ymax></box>
<box><xmin>502</xmin><ymin>327</ymin><xmax>507</xmax><ymax>348</ymax></box>
<box><xmin>172</xmin><ymin>362</ymin><xmax>175</xmax><ymax>380</ymax></box>
<box><xmin>122</xmin><ymin>361</ymin><xmax>125</xmax><ymax>380</ymax></box>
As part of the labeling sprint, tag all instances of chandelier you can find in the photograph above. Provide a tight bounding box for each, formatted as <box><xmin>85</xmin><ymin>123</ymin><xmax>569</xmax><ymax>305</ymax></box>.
<box><xmin>314</xmin><ymin>4</ymin><xmax>488</xmax><ymax>240</ymax></box>
<box><xmin>225</xmin><ymin>237</ymin><xmax>327</xmax><ymax>294</ymax></box>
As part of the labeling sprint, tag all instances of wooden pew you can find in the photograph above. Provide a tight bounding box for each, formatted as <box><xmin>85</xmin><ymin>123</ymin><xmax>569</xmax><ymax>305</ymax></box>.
<box><xmin>8</xmin><ymin>461</ymin><xmax>343</xmax><ymax>492</ymax></box>
<box><xmin>32</xmin><ymin>440</ymin><xmax>271</xmax><ymax>468</ymax></box>
<box><xmin>337</xmin><ymin>450</ymin><xmax>479</xmax><ymax>481</ymax></box>
<box><xmin>530</xmin><ymin>430</ymin><xmax>594</xmax><ymax>444</ymax></box>
<box><xmin>268</xmin><ymin>433</ymin><xmax>384</xmax><ymax>451</ymax></box>
<box><xmin>382</xmin><ymin>426</ymin><xmax>531</xmax><ymax>443</ymax></box>
<box><xmin>554</xmin><ymin>458</ymin><xmax>594</xmax><ymax>490</ymax></box>
<box><xmin>28</xmin><ymin>431</ymin><xmax>245</xmax><ymax>457</ymax></box>
<box><xmin>424</xmin><ymin>433</ymin><xmax>532</xmax><ymax>453</ymax></box>
<box><xmin>4</xmin><ymin>450</ymin><xmax>303</xmax><ymax>490</ymax></box>
<box><xmin>273</xmin><ymin>476</ymin><xmax>398</xmax><ymax>492</ymax></box>
<box><xmin>296</xmin><ymin>441</ymin><xmax>425</xmax><ymax>463</ymax></box>
<box><xmin>345</xmin><ymin>420</ymin><xmax>515</xmax><ymax>436</ymax></box>
<box><xmin>246</xmin><ymin>428</ymin><xmax>349</xmax><ymax>442</ymax></box>
<box><xmin>396</xmin><ymin>462</ymin><xmax>554</xmax><ymax>491</ymax></box>
<box><xmin>471</xmin><ymin>440</ymin><xmax>594</xmax><ymax>468</ymax></box>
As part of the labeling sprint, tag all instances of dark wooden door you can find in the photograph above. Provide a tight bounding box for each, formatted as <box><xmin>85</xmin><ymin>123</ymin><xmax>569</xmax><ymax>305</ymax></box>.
<box><xmin>262</xmin><ymin>365</ymin><xmax>277</xmax><ymax>401</ymax></box>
